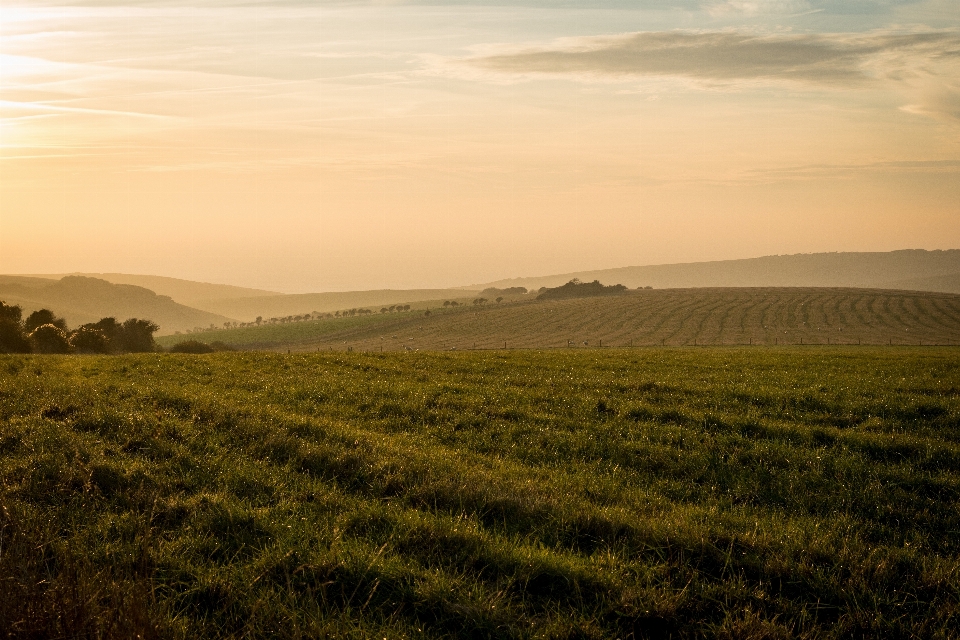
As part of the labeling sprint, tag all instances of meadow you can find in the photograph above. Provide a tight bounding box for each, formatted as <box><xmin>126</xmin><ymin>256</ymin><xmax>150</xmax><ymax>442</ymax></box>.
<box><xmin>1</xmin><ymin>347</ymin><xmax>959</xmax><ymax>638</ymax></box>
<box><xmin>157</xmin><ymin>287</ymin><xmax>960</xmax><ymax>353</ymax></box>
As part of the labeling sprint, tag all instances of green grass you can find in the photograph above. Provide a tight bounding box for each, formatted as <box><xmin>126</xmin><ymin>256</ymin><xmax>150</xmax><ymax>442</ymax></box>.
<box><xmin>1</xmin><ymin>348</ymin><xmax>960</xmax><ymax>638</ymax></box>
<box><xmin>157</xmin><ymin>313</ymin><xmax>418</xmax><ymax>349</ymax></box>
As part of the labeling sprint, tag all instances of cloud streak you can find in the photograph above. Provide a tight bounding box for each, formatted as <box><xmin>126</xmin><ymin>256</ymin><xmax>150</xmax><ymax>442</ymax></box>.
<box><xmin>468</xmin><ymin>30</ymin><xmax>960</xmax><ymax>87</ymax></box>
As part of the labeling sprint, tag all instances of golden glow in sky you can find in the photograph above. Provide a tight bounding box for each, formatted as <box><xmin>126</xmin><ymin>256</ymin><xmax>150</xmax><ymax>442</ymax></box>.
<box><xmin>1</xmin><ymin>0</ymin><xmax>958</xmax><ymax>291</ymax></box>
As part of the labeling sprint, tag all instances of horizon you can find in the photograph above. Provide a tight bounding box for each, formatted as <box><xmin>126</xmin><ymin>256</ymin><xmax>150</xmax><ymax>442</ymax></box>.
<box><xmin>2</xmin><ymin>1</ymin><xmax>959</xmax><ymax>292</ymax></box>
<box><xmin>4</xmin><ymin>246</ymin><xmax>959</xmax><ymax>294</ymax></box>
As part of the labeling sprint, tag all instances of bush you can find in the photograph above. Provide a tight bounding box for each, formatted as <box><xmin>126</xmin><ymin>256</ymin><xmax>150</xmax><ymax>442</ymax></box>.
<box><xmin>169</xmin><ymin>340</ymin><xmax>215</xmax><ymax>354</ymax></box>
<box><xmin>29</xmin><ymin>324</ymin><xmax>71</xmax><ymax>354</ymax></box>
<box><xmin>169</xmin><ymin>340</ymin><xmax>236</xmax><ymax>354</ymax></box>
<box><xmin>116</xmin><ymin>318</ymin><xmax>159</xmax><ymax>353</ymax></box>
<box><xmin>70</xmin><ymin>327</ymin><xmax>110</xmax><ymax>354</ymax></box>
<box><xmin>0</xmin><ymin>319</ymin><xmax>30</xmax><ymax>354</ymax></box>
<box><xmin>24</xmin><ymin>309</ymin><xmax>67</xmax><ymax>333</ymax></box>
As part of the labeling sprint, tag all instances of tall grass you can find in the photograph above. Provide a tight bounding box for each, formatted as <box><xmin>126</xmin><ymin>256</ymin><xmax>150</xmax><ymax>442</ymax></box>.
<box><xmin>1</xmin><ymin>348</ymin><xmax>958</xmax><ymax>638</ymax></box>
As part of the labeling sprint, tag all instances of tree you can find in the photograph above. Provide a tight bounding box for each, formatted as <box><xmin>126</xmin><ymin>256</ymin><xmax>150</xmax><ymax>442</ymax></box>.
<box><xmin>256</xmin><ymin>316</ymin><xmax>263</xmax><ymax>325</ymax></box>
<box><xmin>0</xmin><ymin>301</ymin><xmax>22</xmax><ymax>324</ymax></box>
<box><xmin>496</xmin><ymin>297</ymin><xmax>503</xmax><ymax>304</ymax></box>
<box><xmin>117</xmin><ymin>318</ymin><xmax>159</xmax><ymax>353</ymax></box>
<box><xmin>24</xmin><ymin>309</ymin><xmax>67</xmax><ymax>334</ymax></box>
<box><xmin>69</xmin><ymin>327</ymin><xmax>109</xmax><ymax>354</ymax></box>
<box><xmin>83</xmin><ymin>317</ymin><xmax>122</xmax><ymax>352</ymax></box>
<box><xmin>0</xmin><ymin>301</ymin><xmax>30</xmax><ymax>354</ymax></box>
<box><xmin>29</xmin><ymin>324</ymin><xmax>71</xmax><ymax>354</ymax></box>
<box><xmin>443</xmin><ymin>301</ymin><xmax>450</xmax><ymax>307</ymax></box>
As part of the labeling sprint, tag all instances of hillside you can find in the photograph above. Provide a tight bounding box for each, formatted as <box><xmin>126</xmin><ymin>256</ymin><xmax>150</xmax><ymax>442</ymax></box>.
<box><xmin>886</xmin><ymin>272</ymin><xmax>960</xmax><ymax>294</ymax></box>
<box><xmin>188</xmin><ymin>289</ymin><xmax>482</xmax><ymax>322</ymax></box>
<box><xmin>15</xmin><ymin>273</ymin><xmax>278</xmax><ymax>306</ymax></box>
<box><xmin>159</xmin><ymin>287</ymin><xmax>960</xmax><ymax>351</ymax></box>
<box><xmin>0</xmin><ymin>276</ymin><xmax>234</xmax><ymax>336</ymax></box>
<box><xmin>468</xmin><ymin>249</ymin><xmax>960</xmax><ymax>292</ymax></box>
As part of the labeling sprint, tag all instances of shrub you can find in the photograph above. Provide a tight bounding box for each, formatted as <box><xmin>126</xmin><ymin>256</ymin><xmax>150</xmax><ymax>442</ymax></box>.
<box><xmin>29</xmin><ymin>324</ymin><xmax>71</xmax><ymax>354</ymax></box>
<box><xmin>24</xmin><ymin>309</ymin><xmax>67</xmax><ymax>333</ymax></box>
<box><xmin>69</xmin><ymin>327</ymin><xmax>110</xmax><ymax>354</ymax></box>
<box><xmin>0</xmin><ymin>319</ymin><xmax>30</xmax><ymax>354</ymax></box>
<box><xmin>169</xmin><ymin>340</ymin><xmax>215</xmax><ymax>354</ymax></box>
<box><xmin>116</xmin><ymin>318</ymin><xmax>159</xmax><ymax>353</ymax></box>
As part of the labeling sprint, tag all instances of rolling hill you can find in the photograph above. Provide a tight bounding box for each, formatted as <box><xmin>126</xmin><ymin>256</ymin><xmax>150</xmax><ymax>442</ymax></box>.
<box><xmin>0</xmin><ymin>276</ymin><xmax>234</xmax><ymax>336</ymax></box>
<box><xmin>468</xmin><ymin>250</ymin><xmax>960</xmax><ymax>292</ymax></box>
<box><xmin>156</xmin><ymin>287</ymin><xmax>960</xmax><ymax>351</ymax></box>
<box><xmin>186</xmin><ymin>289</ymin><xmax>483</xmax><ymax>322</ymax></box>
<box><xmin>14</xmin><ymin>273</ymin><xmax>278</xmax><ymax>307</ymax></box>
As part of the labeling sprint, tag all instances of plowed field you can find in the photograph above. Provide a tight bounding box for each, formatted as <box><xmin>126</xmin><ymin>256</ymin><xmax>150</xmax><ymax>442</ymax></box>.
<box><xmin>251</xmin><ymin>288</ymin><xmax>960</xmax><ymax>352</ymax></box>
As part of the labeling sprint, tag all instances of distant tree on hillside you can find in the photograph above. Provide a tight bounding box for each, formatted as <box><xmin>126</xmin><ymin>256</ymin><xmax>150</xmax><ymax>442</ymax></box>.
<box><xmin>256</xmin><ymin>316</ymin><xmax>263</xmax><ymax>325</ymax></box>
<box><xmin>536</xmin><ymin>279</ymin><xmax>627</xmax><ymax>301</ymax></box>
<box><xmin>24</xmin><ymin>309</ymin><xmax>67</xmax><ymax>334</ymax></box>
<box><xmin>29</xmin><ymin>324</ymin><xmax>70</xmax><ymax>354</ymax></box>
<box><xmin>496</xmin><ymin>297</ymin><xmax>503</xmax><ymax>303</ymax></box>
<box><xmin>481</xmin><ymin>286</ymin><xmax>527</xmax><ymax>297</ymax></box>
<box><xmin>443</xmin><ymin>301</ymin><xmax>450</xmax><ymax>307</ymax></box>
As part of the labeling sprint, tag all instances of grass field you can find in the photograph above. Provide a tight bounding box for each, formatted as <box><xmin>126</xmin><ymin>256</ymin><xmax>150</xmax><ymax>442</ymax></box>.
<box><xmin>2</xmin><ymin>348</ymin><xmax>960</xmax><ymax>638</ymax></box>
<box><xmin>158</xmin><ymin>287</ymin><xmax>960</xmax><ymax>352</ymax></box>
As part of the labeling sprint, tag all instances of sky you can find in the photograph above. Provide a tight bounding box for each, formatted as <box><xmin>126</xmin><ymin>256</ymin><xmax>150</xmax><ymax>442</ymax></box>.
<box><xmin>1</xmin><ymin>0</ymin><xmax>958</xmax><ymax>292</ymax></box>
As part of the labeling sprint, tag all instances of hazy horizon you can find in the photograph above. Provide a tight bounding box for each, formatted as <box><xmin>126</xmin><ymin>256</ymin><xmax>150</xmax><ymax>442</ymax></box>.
<box><xmin>2</xmin><ymin>0</ymin><xmax>959</xmax><ymax>293</ymax></box>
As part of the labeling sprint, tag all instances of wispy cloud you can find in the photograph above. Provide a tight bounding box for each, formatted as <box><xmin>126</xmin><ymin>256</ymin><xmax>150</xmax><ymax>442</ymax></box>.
<box><xmin>465</xmin><ymin>29</ymin><xmax>960</xmax><ymax>120</ymax></box>
<box><xmin>468</xmin><ymin>30</ymin><xmax>960</xmax><ymax>86</ymax></box>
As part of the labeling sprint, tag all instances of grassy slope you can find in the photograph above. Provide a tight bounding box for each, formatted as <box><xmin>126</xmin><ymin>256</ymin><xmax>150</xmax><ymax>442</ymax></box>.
<box><xmin>160</xmin><ymin>287</ymin><xmax>960</xmax><ymax>351</ymax></box>
<box><xmin>185</xmin><ymin>290</ymin><xmax>483</xmax><ymax>321</ymax></box>
<box><xmin>157</xmin><ymin>312</ymin><xmax>422</xmax><ymax>349</ymax></box>
<box><xmin>2</xmin><ymin>348</ymin><xmax>960</xmax><ymax>638</ymax></box>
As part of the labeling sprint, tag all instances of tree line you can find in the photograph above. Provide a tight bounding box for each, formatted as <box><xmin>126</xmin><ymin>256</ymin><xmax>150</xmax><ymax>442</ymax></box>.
<box><xmin>0</xmin><ymin>301</ymin><xmax>158</xmax><ymax>354</ymax></box>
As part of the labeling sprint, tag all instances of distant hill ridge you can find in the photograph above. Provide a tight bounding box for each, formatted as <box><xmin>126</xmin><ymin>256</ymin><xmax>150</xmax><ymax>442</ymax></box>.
<box><xmin>13</xmin><ymin>273</ymin><xmax>278</xmax><ymax>306</ymax></box>
<box><xmin>0</xmin><ymin>276</ymin><xmax>233</xmax><ymax>336</ymax></box>
<box><xmin>467</xmin><ymin>250</ymin><xmax>960</xmax><ymax>293</ymax></box>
